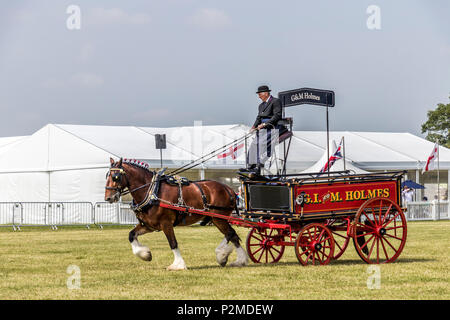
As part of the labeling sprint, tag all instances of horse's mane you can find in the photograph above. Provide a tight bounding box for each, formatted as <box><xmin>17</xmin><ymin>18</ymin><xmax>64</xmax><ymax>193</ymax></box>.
<box><xmin>122</xmin><ymin>158</ymin><xmax>152</xmax><ymax>173</ymax></box>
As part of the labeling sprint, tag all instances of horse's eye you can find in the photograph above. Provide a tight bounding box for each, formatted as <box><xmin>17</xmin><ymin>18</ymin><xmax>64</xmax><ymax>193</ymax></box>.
<box><xmin>112</xmin><ymin>174</ymin><xmax>120</xmax><ymax>182</ymax></box>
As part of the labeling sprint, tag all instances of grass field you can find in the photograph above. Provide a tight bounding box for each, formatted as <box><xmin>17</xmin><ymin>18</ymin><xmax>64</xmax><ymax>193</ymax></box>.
<box><xmin>0</xmin><ymin>221</ymin><xmax>449</xmax><ymax>300</ymax></box>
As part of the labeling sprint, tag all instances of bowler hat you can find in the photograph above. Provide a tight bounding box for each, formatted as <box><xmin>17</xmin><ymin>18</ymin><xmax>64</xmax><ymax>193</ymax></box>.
<box><xmin>256</xmin><ymin>85</ymin><xmax>271</xmax><ymax>93</ymax></box>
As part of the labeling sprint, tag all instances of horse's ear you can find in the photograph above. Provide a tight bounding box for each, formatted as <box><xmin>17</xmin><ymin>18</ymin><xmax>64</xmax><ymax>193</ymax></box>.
<box><xmin>110</xmin><ymin>157</ymin><xmax>115</xmax><ymax>166</ymax></box>
<box><xmin>118</xmin><ymin>158</ymin><xmax>123</xmax><ymax>166</ymax></box>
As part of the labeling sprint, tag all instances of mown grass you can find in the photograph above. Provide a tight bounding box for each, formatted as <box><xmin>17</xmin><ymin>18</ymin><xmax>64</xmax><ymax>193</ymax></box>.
<box><xmin>0</xmin><ymin>221</ymin><xmax>448</xmax><ymax>300</ymax></box>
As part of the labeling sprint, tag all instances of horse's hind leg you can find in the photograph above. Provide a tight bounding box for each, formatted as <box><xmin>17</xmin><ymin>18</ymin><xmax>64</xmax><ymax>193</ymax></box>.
<box><xmin>215</xmin><ymin>236</ymin><xmax>234</xmax><ymax>267</ymax></box>
<box><xmin>129</xmin><ymin>224</ymin><xmax>152</xmax><ymax>261</ymax></box>
<box><xmin>213</xmin><ymin>218</ymin><xmax>248</xmax><ymax>267</ymax></box>
<box><xmin>162</xmin><ymin>222</ymin><xmax>187</xmax><ymax>271</ymax></box>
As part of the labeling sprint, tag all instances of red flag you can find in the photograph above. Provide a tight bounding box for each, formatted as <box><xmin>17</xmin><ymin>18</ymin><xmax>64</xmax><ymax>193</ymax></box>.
<box><xmin>320</xmin><ymin>139</ymin><xmax>344</xmax><ymax>173</ymax></box>
<box><xmin>422</xmin><ymin>143</ymin><xmax>438</xmax><ymax>173</ymax></box>
<box><xmin>217</xmin><ymin>143</ymin><xmax>244</xmax><ymax>160</ymax></box>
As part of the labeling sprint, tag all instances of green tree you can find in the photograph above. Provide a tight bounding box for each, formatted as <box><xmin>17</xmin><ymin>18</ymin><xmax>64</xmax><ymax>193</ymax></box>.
<box><xmin>421</xmin><ymin>96</ymin><xmax>450</xmax><ymax>148</ymax></box>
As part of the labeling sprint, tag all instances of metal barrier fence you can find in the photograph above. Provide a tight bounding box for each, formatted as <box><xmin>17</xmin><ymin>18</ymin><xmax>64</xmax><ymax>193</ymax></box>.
<box><xmin>1</xmin><ymin>200</ymin><xmax>448</xmax><ymax>230</ymax></box>
<box><xmin>406</xmin><ymin>201</ymin><xmax>449</xmax><ymax>221</ymax></box>
<box><xmin>93</xmin><ymin>202</ymin><xmax>138</xmax><ymax>228</ymax></box>
<box><xmin>0</xmin><ymin>201</ymin><xmax>137</xmax><ymax>230</ymax></box>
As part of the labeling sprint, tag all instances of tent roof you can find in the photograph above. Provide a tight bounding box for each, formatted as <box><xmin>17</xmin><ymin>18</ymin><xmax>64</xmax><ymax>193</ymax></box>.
<box><xmin>292</xmin><ymin>131</ymin><xmax>450</xmax><ymax>170</ymax></box>
<box><xmin>0</xmin><ymin>123</ymin><xmax>448</xmax><ymax>172</ymax></box>
<box><xmin>299</xmin><ymin>139</ymin><xmax>370</xmax><ymax>174</ymax></box>
<box><xmin>0</xmin><ymin>136</ymin><xmax>28</xmax><ymax>155</ymax></box>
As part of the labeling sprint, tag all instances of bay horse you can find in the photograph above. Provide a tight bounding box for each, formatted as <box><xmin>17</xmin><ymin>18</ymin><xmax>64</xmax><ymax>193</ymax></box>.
<box><xmin>104</xmin><ymin>157</ymin><xmax>248</xmax><ymax>270</ymax></box>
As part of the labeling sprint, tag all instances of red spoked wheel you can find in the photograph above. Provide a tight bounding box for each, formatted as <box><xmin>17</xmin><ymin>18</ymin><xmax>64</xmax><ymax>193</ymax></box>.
<box><xmin>326</xmin><ymin>217</ymin><xmax>351</xmax><ymax>260</ymax></box>
<box><xmin>352</xmin><ymin>197</ymin><xmax>407</xmax><ymax>264</ymax></box>
<box><xmin>295</xmin><ymin>223</ymin><xmax>335</xmax><ymax>266</ymax></box>
<box><xmin>246</xmin><ymin>227</ymin><xmax>285</xmax><ymax>263</ymax></box>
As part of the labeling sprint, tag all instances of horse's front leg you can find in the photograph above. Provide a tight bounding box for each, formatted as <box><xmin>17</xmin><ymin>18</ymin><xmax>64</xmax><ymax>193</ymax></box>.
<box><xmin>129</xmin><ymin>223</ymin><xmax>153</xmax><ymax>261</ymax></box>
<box><xmin>162</xmin><ymin>222</ymin><xmax>187</xmax><ymax>271</ymax></box>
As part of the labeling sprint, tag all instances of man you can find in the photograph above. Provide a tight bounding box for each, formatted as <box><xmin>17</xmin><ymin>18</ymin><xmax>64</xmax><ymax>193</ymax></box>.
<box><xmin>402</xmin><ymin>186</ymin><xmax>414</xmax><ymax>204</ymax></box>
<box><xmin>242</xmin><ymin>85</ymin><xmax>286</xmax><ymax>174</ymax></box>
<box><xmin>252</xmin><ymin>85</ymin><xmax>282</xmax><ymax>132</ymax></box>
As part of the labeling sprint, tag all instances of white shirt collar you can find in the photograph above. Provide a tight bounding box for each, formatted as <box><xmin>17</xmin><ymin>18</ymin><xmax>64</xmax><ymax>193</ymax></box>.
<box><xmin>263</xmin><ymin>95</ymin><xmax>272</xmax><ymax>103</ymax></box>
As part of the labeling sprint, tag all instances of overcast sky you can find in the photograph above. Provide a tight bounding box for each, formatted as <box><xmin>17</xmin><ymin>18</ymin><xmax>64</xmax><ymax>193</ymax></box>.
<box><xmin>0</xmin><ymin>0</ymin><xmax>449</xmax><ymax>137</ymax></box>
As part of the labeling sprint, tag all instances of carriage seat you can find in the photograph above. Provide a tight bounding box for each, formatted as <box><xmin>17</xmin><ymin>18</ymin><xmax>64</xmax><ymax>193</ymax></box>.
<box><xmin>277</xmin><ymin>117</ymin><xmax>293</xmax><ymax>143</ymax></box>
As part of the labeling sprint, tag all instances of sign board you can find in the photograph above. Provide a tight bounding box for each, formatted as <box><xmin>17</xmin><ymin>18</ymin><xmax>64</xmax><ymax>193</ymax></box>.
<box><xmin>278</xmin><ymin>87</ymin><xmax>335</xmax><ymax>108</ymax></box>
<box><xmin>155</xmin><ymin>134</ymin><xmax>166</xmax><ymax>149</ymax></box>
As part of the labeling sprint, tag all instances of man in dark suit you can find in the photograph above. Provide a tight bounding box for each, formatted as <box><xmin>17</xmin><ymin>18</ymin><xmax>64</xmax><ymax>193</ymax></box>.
<box><xmin>243</xmin><ymin>85</ymin><xmax>286</xmax><ymax>174</ymax></box>
<box><xmin>251</xmin><ymin>85</ymin><xmax>282</xmax><ymax>131</ymax></box>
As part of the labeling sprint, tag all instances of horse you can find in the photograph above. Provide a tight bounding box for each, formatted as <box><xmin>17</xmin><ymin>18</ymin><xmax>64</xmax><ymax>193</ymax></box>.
<box><xmin>104</xmin><ymin>157</ymin><xmax>248</xmax><ymax>270</ymax></box>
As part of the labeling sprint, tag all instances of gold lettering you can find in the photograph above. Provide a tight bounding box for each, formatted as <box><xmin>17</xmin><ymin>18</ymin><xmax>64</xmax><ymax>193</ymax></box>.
<box><xmin>360</xmin><ymin>190</ymin><xmax>368</xmax><ymax>200</ymax></box>
<box><xmin>346</xmin><ymin>191</ymin><xmax>353</xmax><ymax>201</ymax></box>
<box><xmin>383</xmin><ymin>188</ymin><xmax>390</xmax><ymax>197</ymax></box>
<box><xmin>313</xmin><ymin>193</ymin><xmax>321</xmax><ymax>204</ymax></box>
<box><xmin>330</xmin><ymin>192</ymin><xmax>343</xmax><ymax>202</ymax></box>
<box><xmin>305</xmin><ymin>194</ymin><xmax>311</xmax><ymax>204</ymax></box>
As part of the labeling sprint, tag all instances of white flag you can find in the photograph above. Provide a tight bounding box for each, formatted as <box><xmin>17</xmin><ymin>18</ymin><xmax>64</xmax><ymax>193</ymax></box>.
<box><xmin>422</xmin><ymin>143</ymin><xmax>438</xmax><ymax>173</ymax></box>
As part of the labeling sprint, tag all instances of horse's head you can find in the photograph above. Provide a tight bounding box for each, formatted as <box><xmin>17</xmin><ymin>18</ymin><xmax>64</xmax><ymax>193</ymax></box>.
<box><xmin>105</xmin><ymin>157</ymin><xmax>128</xmax><ymax>203</ymax></box>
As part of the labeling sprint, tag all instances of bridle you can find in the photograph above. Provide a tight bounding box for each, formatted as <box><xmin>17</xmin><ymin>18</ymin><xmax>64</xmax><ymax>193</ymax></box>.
<box><xmin>105</xmin><ymin>165</ymin><xmax>154</xmax><ymax>198</ymax></box>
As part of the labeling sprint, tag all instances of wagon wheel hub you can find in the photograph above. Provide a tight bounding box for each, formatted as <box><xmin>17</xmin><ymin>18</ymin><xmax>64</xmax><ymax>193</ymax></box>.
<box><xmin>309</xmin><ymin>241</ymin><xmax>322</xmax><ymax>252</ymax></box>
<box><xmin>376</xmin><ymin>227</ymin><xmax>387</xmax><ymax>236</ymax></box>
<box><xmin>262</xmin><ymin>238</ymin><xmax>272</xmax><ymax>249</ymax></box>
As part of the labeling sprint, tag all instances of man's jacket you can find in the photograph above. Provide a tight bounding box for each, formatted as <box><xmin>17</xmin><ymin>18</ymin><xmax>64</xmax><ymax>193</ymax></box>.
<box><xmin>252</xmin><ymin>96</ymin><xmax>282</xmax><ymax>128</ymax></box>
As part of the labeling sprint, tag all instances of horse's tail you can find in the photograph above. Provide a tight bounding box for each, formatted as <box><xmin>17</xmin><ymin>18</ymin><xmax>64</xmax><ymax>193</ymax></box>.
<box><xmin>199</xmin><ymin>182</ymin><xmax>238</xmax><ymax>226</ymax></box>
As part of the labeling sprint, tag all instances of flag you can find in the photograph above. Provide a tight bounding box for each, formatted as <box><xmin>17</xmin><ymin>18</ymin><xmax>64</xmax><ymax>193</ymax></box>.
<box><xmin>320</xmin><ymin>139</ymin><xmax>344</xmax><ymax>173</ymax></box>
<box><xmin>422</xmin><ymin>143</ymin><xmax>439</xmax><ymax>173</ymax></box>
<box><xmin>217</xmin><ymin>143</ymin><xmax>244</xmax><ymax>160</ymax></box>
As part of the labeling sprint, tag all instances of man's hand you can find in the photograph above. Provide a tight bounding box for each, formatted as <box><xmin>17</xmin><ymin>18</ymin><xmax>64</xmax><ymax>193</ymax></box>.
<box><xmin>257</xmin><ymin>123</ymin><xmax>266</xmax><ymax>130</ymax></box>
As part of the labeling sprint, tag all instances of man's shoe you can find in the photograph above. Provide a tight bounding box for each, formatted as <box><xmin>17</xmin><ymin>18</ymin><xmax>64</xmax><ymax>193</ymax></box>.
<box><xmin>238</xmin><ymin>164</ymin><xmax>257</xmax><ymax>172</ymax></box>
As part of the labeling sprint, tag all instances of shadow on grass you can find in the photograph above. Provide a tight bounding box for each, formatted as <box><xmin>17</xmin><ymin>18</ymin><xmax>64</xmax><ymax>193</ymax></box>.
<box><xmin>331</xmin><ymin>257</ymin><xmax>435</xmax><ymax>265</ymax></box>
<box><xmin>186</xmin><ymin>257</ymin><xmax>435</xmax><ymax>270</ymax></box>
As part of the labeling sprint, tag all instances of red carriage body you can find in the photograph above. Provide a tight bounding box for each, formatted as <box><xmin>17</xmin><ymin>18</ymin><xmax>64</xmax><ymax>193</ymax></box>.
<box><xmin>240</xmin><ymin>171</ymin><xmax>408</xmax><ymax>265</ymax></box>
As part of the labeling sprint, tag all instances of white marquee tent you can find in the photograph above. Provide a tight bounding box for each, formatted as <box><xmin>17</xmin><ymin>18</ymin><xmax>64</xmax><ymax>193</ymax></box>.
<box><xmin>299</xmin><ymin>139</ymin><xmax>370</xmax><ymax>174</ymax></box>
<box><xmin>0</xmin><ymin>123</ymin><xmax>449</xmax><ymax>203</ymax></box>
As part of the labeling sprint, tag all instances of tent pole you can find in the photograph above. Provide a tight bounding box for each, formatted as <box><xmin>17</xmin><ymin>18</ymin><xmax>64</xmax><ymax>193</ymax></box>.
<box><xmin>415</xmin><ymin>169</ymin><xmax>420</xmax><ymax>201</ymax></box>
<box><xmin>342</xmin><ymin>136</ymin><xmax>346</xmax><ymax>171</ymax></box>
<box><xmin>437</xmin><ymin>144</ymin><xmax>440</xmax><ymax>220</ymax></box>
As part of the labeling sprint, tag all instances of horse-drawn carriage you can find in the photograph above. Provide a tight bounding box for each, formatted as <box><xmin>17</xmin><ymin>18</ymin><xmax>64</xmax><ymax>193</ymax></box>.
<box><xmin>105</xmin><ymin>87</ymin><xmax>407</xmax><ymax>269</ymax></box>
<box><xmin>240</xmin><ymin>170</ymin><xmax>407</xmax><ymax>265</ymax></box>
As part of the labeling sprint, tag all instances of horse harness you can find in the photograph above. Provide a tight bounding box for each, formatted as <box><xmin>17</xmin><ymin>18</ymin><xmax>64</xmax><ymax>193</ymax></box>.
<box><xmin>109</xmin><ymin>167</ymin><xmax>236</xmax><ymax>228</ymax></box>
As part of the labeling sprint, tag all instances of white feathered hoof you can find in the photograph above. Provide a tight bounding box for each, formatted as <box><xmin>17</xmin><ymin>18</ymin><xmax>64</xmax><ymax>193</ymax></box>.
<box><xmin>215</xmin><ymin>243</ymin><xmax>234</xmax><ymax>267</ymax></box>
<box><xmin>136</xmin><ymin>249</ymin><xmax>152</xmax><ymax>262</ymax></box>
<box><xmin>229</xmin><ymin>247</ymin><xmax>249</xmax><ymax>267</ymax></box>
<box><xmin>167</xmin><ymin>248</ymin><xmax>187</xmax><ymax>270</ymax></box>
<box><xmin>167</xmin><ymin>263</ymin><xmax>188</xmax><ymax>271</ymax></box>
<box><xmin>131</xmin><ymin>241</ymin><xmax>152</xmax><ymax>261</ymax></box>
